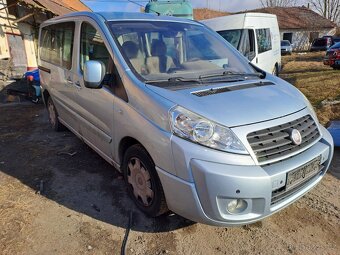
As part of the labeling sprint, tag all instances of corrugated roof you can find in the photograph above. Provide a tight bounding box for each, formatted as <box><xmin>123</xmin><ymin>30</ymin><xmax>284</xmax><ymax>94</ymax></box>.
<box><xmin>18</xmin><ymin>0</ymin><xmax>90</xmax><ymax>15</ymax></box>
<box><xmin>242</xmin><ymin>7</ymin><xmax>337</xmax><ymax>29</ymax></box>
<box><xmin>59</xmin><ymin>0</ymin><xmax>90</xmax><ymax>12</ymax></box>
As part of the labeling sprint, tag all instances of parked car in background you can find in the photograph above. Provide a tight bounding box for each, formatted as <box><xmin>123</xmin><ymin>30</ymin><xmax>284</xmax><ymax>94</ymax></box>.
<box><xmin>281</xmin><ymin>40</ymin><xmax>293</xmax><ymax>55</ymax></box>
<box><xmin>202</xmin><ymin>13</ymin><xmax>281</xmax><ymax>76</ymax></box>
<box><xmin>311</xmin><ymin>36</ymin><xmax>334</xmax><ymax>51</ymax></box>
<box><xmin>323</xmin><ymin>42</ymin><xmax>340</xmax><ymax>69</ymax></box>
<box><xmin>39</xmin><ymin>12</ymin><xmax>334</xmax><ymax>227</ymax></box>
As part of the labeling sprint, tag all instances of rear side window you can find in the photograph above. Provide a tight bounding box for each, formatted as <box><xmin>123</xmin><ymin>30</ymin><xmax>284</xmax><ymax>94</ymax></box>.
<box><xmin>256</xmin><ymin>28</ymin><xmax>272</xmax><ymax>53</ymax></box>
<box><xmin>40</xmin><ymin>22</ymin><xmax>75</xmax><ymax>69</ymax></box>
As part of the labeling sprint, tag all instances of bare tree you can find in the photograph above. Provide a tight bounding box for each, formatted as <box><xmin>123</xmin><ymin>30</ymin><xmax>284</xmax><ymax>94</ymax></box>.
<box><xmin>260</xmin><ymin>0</ymin><xmax>298</xmax><ymax>7</ymax></box>
<box><xmin>309</xmin><ymin>0</ymin><xmax>340</xmax><ymax>23</ymax></box>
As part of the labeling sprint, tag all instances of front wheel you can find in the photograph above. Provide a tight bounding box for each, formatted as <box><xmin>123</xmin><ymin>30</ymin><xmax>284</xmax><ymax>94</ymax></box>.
<box><xmin>122</xmin><ymin>144</ymin><xmax>168</xmax><ymax>217</ymax></box>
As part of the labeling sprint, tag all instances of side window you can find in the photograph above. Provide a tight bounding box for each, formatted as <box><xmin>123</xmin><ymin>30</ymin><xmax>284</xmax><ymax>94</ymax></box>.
<box><xmin>80</xmin><ymin>22</ymin><xmax>112</xmax><ymax>72</ymax></box>
<box><xmin>40</xmin><ymin>22</ymin><xmax>75</xmax><ymax>69</ymax></box>
<box><xmin>256</xmin><ymin>28</ymin><xmax>272</xmax><ymax>54</ymax></box>
<box><xmin>80</xmin><ymin>22</ymin><xmax>128</xmax><ymax>101</ymax></box>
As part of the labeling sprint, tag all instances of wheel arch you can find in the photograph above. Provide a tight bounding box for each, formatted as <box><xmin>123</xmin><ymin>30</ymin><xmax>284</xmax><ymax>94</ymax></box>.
<box><xmin>42</xmin><ymin>88</ymin><xmax>50</xmax><ymax>106</ymax></box>
<box><xmin>118</xmin><ymin>136</ymin><xmax>154</xmax><ymax>167</ymax></box>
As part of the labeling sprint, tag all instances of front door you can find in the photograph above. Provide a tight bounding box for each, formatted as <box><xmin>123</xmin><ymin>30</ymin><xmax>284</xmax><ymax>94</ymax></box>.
<box><xmin>73</xmin><ymin>21</ymin><xmax>115</xmax><ymax>159</ymax></box>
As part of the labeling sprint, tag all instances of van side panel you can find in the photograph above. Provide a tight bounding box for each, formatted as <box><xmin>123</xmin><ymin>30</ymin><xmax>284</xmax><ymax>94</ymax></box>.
<box><xmin>244</xmin><ymin>15</ymin><xmax>281</xmax><ymax>73</ymax></box>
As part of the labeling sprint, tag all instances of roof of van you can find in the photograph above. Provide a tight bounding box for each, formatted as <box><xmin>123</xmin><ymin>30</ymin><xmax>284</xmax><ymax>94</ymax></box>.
<box><xmin>47</xmin><ymin>11</ymin><xmax>198</xmax><ymax>24</ymax></box>
<box><xmin>202</xmin><ymin>12</ymin><xmax>277</xmax><ymax>23</ymax></box>
<box><xmin>201</xmin><ymin>13</ymin><xmax>277</xmax><ymax>30</ymax></box>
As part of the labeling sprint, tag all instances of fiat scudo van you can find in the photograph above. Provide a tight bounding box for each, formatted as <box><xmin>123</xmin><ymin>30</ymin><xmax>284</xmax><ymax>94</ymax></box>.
<box><xmin>38</xmin><ymin>12</ymin><xmax>333</xmax><ymax>226</ymax></box>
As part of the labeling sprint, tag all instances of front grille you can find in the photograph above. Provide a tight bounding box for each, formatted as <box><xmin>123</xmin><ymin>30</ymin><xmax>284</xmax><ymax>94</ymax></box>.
<box><xmin>247</xmin><ymin>115</ymin><xmax>321</xmax><ymax>163</ymax></box>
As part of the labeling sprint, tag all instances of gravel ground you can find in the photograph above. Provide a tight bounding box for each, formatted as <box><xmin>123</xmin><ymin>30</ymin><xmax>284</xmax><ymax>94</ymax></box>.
<box><xmin>0</xmin><ymin>102</ymin><xmax>339</xmax><ymax>255</ymax></box>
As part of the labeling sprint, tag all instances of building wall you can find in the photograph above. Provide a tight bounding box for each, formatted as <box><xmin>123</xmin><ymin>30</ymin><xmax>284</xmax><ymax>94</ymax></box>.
<box><xmin>18</xmin><ymin>23</ymin><xmax>37</xmax><ymax>70</ymax></box>
<box><xmin>280</xmin><ymin>28</ymin><xmax>337</xmax><ymax>51</ymax></box>
<box><xmin>0</xmin><ymin>0</ymin><xmax>10</xmax><ymax>59</ymax></box>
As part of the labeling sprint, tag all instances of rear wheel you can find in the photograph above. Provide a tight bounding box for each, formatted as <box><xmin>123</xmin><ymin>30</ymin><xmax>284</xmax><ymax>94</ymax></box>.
<box><xmin>47</xmin><ymin>97</ymin><xmax>64</xmax><ymax>131</ymax></box>
<box><xmin>122</xmin><ymin>144</ymin><xmax>168</xmax><ymax>217</ymax></box>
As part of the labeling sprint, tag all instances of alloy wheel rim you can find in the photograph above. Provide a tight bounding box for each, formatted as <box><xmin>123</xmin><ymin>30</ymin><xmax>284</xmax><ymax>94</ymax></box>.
<box><xmin>127</xmin><ymin>157</ymin><xmax>154</xmax><ymax>206</ymax></box>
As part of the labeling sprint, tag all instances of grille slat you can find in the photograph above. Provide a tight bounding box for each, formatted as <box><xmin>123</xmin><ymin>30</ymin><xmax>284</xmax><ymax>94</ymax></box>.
<box><xmin>300</xmin><ymin>124</ymin><xmax>318</xmax><ymax>137</ymax></box>
<box><xmin>247</xmin><ymin>115</ymin><xmax>310</xmax><ymax>139</ymax></box>
<box><xmin>252</xmin><ymin>138</ymin><xmax>292</xmax><ymax>152</ymax></box>
<box><xmin>247</xmin><ymin>115</ymin><xmax>321</xmax><ymax>163</ymax></box>
<box><xmin>248</xmin><ymin>131</ymin><xmax>289</xmax><ymax>145</ymax></box>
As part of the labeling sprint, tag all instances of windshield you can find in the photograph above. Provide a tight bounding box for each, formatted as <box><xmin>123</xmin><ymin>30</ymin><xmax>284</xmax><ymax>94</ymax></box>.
<box><xmin>108</xmin><ymin>21</ymin><xmax>254</xmax><ymax>84</ymax></box>
<box><xmin>281</xmin><ymin>41</ymin><xmax>290</xmax><ymax>46</ymax></box>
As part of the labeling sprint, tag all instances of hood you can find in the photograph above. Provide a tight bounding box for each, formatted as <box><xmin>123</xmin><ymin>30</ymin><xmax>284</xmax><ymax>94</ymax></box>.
<box><xmin>146</xmin><ymin>77</ymin><xmax>307</xmax><ymax>127</ymax></box>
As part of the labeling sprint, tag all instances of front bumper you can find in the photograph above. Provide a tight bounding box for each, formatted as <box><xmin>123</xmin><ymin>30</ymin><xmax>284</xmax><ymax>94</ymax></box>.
<box><xmin>157</xmin><ymin>126</ymin><xmax>333</xmax><ymax>226</ymax></box>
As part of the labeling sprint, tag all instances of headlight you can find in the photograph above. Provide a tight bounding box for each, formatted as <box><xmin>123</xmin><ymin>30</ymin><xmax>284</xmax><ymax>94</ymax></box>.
<box><xmin>170</xmin><ymin>106</ymin><xmax>248</xmax><ymax>154</ymax></box>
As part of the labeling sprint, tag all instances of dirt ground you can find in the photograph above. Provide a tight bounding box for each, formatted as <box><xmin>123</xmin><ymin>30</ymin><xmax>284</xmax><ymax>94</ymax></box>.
<box><xmin>0</xmin><ymin>53</ymin><xmax>340</xmax><ymax>255</ymax></box>
<box><xmin>0</xmin><ymin>103</ymin><xmax>339</xmax><ymax>255</ymax></box>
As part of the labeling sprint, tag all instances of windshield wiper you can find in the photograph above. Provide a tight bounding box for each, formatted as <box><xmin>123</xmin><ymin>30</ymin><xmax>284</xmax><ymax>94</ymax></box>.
<box><xmin>199</xmin><ymin>71</ymin><xmax>265</xmax><ymax>80</ymax></box>
<box><xmin>146</xmin><ymin>76</ymin><xmax>202</xmax><ymax>84</ymax></box>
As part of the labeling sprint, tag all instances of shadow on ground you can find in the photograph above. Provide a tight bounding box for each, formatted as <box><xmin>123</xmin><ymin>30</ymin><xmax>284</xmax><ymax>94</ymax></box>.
<box><xmin>0</xmin><ymin>103</ymin><xmax>194</xmax><ymax>233</ymax></box>
<box><xmin>0</xmin><ymin>79</ymin><xmax>32</xmax><ymax>104</ymax></box>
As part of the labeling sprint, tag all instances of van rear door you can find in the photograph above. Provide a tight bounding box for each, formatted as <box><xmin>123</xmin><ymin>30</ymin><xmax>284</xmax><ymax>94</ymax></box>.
<box><xmin>254</xmin><ymin>28</ymin><xmax>274</xmax><ymax>73</ymax></box>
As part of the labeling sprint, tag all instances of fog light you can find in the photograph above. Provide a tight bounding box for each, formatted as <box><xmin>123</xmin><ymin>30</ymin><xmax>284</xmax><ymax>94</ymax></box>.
<box><xmin>227</xmin><ymin>199</ymin><xmax>248</xmax><ymax>214</ymax></box>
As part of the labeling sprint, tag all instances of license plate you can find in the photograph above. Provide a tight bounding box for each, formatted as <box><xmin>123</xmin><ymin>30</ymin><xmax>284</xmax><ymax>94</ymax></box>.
<box><xmin>286</xmin><ymin>156</ymin><xmax>321</xmax><ymax>191</ymax></box>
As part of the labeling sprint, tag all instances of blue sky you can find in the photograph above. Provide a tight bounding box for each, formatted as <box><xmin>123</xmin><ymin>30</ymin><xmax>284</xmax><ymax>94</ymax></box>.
<box><xmin>82</xmin><ymin>0</ymin><xmax>265</xmax><ymax>13</ymax></box>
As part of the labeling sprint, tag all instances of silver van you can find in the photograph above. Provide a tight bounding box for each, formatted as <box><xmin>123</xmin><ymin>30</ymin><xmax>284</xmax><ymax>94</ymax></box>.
<box><xmin>38</xmin><ymin>12</ymin><xmax>334</xmax><ymax>226</ymax></box>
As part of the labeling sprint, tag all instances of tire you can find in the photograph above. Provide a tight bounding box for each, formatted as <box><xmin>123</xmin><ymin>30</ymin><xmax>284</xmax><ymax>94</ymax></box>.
<box><xmin>122</xmin><ymin>144</ymin><xmax>168</xmax><ymax>217</ymax></box>
<box><xmin>272</xmin><ymin>64</ymin><xmax>279</xmax><ymax>76</ymax></box>
<box><xmin>47</xmin><ymin>97</ymin><xmax>64</xmax><ymax>131</ymax></box>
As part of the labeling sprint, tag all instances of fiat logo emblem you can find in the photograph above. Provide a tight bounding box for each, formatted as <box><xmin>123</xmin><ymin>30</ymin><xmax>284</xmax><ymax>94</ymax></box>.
<box><xmin>290</xmin><ymin>129</ymin><xmax>302</xmax><ymax>145</ymax></box>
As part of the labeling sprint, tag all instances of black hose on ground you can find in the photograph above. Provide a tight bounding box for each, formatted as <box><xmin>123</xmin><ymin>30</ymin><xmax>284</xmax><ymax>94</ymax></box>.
<box><xmin>121</xmin><ymin>211</ymin><xmax>133</xmax><ymax>255</ymax></box>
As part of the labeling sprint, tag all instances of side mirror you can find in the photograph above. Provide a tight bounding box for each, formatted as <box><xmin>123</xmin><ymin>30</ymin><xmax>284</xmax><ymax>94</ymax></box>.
<box><xmin>84</xmin><ymin>60</ymin><xmax>105</xmax><ymax>89</ymax></box>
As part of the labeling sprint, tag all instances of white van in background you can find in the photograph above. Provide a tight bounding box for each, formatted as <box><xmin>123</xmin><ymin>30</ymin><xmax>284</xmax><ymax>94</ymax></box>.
<box><xmin>202</xmin><ymin>13</ymin><xmax>281</xmax><ymax>75</ymax></box>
